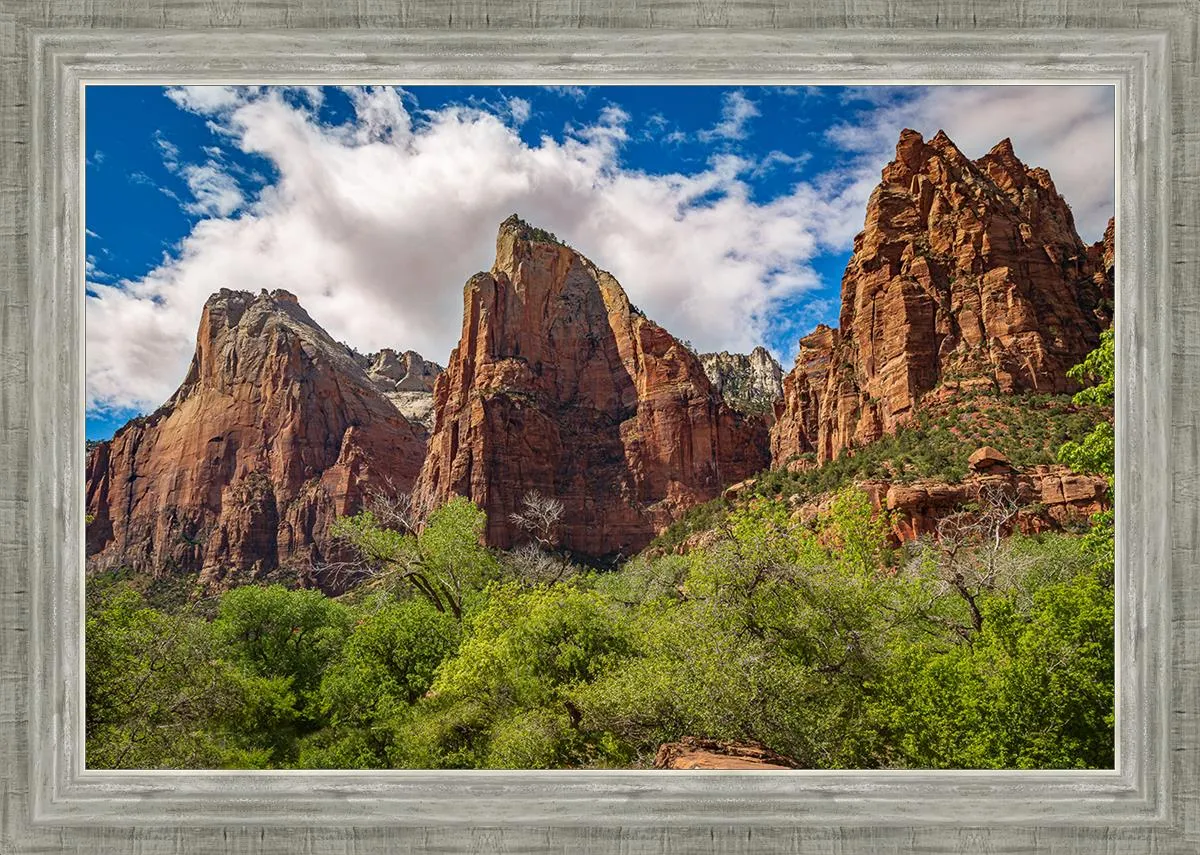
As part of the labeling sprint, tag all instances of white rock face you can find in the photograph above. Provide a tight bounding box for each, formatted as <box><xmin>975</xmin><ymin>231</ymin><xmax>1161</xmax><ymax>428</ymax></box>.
<box><xmin>382</xmin><ymin>390</ymin><xmax>437</xmax><ymax>430</ymax></box>
<box><xmin>356</xmin><ymin>348</ymin><xmax>443</xmax><ymax>428</ymax></box>
<box><xmin>699</xmin><ymin>346</ymin><xmax>784</xmax><ymax>416</ymax></box>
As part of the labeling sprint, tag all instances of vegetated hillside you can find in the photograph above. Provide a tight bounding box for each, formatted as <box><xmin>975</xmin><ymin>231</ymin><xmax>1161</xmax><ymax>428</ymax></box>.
<box><xmin>652</xmin><ymin>387</ymin><xmax>1110</xmax><ymax>554</ymax></box>
<box><xmin>86</xmin><ymin>326</ymin><xmax>1115</xmax><ymax>772</ymax></box>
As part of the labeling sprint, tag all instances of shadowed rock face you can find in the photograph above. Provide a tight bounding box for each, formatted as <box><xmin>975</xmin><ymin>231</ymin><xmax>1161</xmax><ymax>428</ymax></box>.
<box><xmin>772</xmin><ymin>129</ymin><xmax>1115</xmax><ymax>466</ymax></box>
<box><xmin>85</xmin><ymin>288</ymin><xmax>428</xmax><ymax>590</ymax></box>
<box><xmin>414</xmin><ymin>215</ymin><xmax>771</xmax><ymax>558</ymax></box>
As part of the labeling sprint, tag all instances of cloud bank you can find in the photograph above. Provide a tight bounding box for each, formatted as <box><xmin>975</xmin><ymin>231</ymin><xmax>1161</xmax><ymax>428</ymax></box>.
<box><xmin>86</xmin><ymin>84</ymin><xmax>1114</xmax><ymax>416</ymax></box>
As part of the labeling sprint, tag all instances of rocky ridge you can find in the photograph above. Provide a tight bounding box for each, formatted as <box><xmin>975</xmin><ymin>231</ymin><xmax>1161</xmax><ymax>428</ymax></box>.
<box><xmin>771</xmin><ymin>129</ymin><xmax>1115</xmax><ymax>467</ymax></box>
<box><xmin>85</xmin><ymin>288</ymin><xmax>428</xmax><ymax>589</ymax></box>
<box><xmin>689</xmin><ymin>448</ymin><xmax>1108</xmax><ymax>554</ymax></box>
<box><xmin>413</xmin><ymin>215</ymin><xmax>771</xmax><ymax>557</ymax></box>
<box><xmin>795</xmin><ymin>461</ymin><xmax>1108</xmax><ymax>545</ymax></box>
<box><xmin>699</xmin><ymin>346</ymin><xmax>784</xmax><ymax>416</ymax></box>
<box><xmin>356</xmin><ymin>348</ymin><xmax>443</xmax><ymax>429</ymax></box>
<box><xmin>87</xmin><ymin>127</ymin><xmax>1117</xmax><ymax>584</ymax></box>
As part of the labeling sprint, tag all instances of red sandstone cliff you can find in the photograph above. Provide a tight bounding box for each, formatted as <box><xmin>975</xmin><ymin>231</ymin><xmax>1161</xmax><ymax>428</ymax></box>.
<box><xmin>414</xmin><ymin>216</ymin><xmax>771</xmax><ymax>557</ymax></box>
<box><xmin>772</xmin><ymin>129</ymin><xmax>1115</xmax><ymax>466</ymax></box>
<box><xmin>680</xmin><ymin>449</ymin><xmax>1108</xmax><ymax>555</ymax></box>
<box><xmin>85</xmin><ymin>289</ymin><xmax>428</xmax><ymax>589</ymax></box>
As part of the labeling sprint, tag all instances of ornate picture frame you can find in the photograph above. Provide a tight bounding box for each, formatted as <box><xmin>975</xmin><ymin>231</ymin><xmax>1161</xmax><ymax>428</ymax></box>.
<box><xmin>1</xmin><ymin>3</ymin><xmax>1196</xmax><ymax>853</ymax></box>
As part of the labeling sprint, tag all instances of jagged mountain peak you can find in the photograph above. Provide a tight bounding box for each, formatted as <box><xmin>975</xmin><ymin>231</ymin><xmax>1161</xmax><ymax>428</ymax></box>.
<box><xmin>987</xmin><ymin>136</ymin><xmax>1017</xmax><ymax>158</ymax></box>
<box><xmin>174</xmin><ymin>287</ymin><xmax>376</xmax><ymax>409</ymax></box>
<box><xmin>86</xmin><ymin>288</ymin><xmax>429</xmax><ymax>590</ymax></box>
<box><xmin>699</xmin><ymin>348</ymin><xmax>784</xmax><ymax>417</ymax></box>
<box><xmin>772</xmin><ymin>127</ymin><xmax>1114</xmax><ymax>467</ymax></box>
<box><xmin>416</xmin><ymin>221</ymin><xmax>769</xmax><ymax>556</ymax></box>
<box><xmin>497</xmin><ymin>213</ymin><xmax>567</xmax><ymax>247</ymax></box>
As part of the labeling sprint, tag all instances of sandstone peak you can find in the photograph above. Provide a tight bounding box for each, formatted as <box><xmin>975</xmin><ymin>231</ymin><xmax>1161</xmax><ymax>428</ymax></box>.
<box><xmin>924</xmin><ymin>128</ymin><xmax>971</xmax><ymax>165</ymax></box>
<box><xmin>987</xmin><ymin>136</ymin><xmax>1017</xmax><ymax>158</ymax></box>
<box><xmin>772</xmin><ymin>128</ymin><xmax>1114</xmax><ymax>467</ymax></box>
<box><xmin>928</xmin><ymin>128</ymin><xmax>954</xmax><ymax>147</ymax></box>
<box><xmin>258</xmin><ymin>287</ymin><xmax>299</xmax><ymax>304</ymax></box>
<box><xmin>357</xmin><ymin>347</ymin><xmax>444</xmax><ymax>430</ymax></box>
<box><xmin>700</xmin><ymin>347</ymin><xmax>784</xmax><ymax>417</ymax></box>
<box><xmin>497</xmin><ymin>213</ymin><xmax>564</xmax><ymax>246</ymax></box>
<box><xmin>173</xmin><ymin>284</ymin><xmax>372</xmax><ymax>411</ymax></box>
<box><xmin>416</xmin><ymin>226</ymin><xmax>769</xmax><ymax>556</ymax></box>
<box><xmin>87</xmin><ymin>289</ymin><xmax>428</xmax><ymax>590</ymax></box>
<box><xmin>499</xmin><ymin>212</ymin><xmax>526</xmax><ymax>233</ymax></box>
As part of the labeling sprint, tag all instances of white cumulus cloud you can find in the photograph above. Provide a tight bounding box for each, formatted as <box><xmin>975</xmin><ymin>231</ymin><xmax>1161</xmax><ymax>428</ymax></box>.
<box><xmin>823</xmin><ymin>84</ymin><xmax>1116</xmax><ymax>242</ymax></box>
<box><xmin>698</xmin><ymin>90</ymin><xmax>760</xmax><ymax>142</ymax></box>
<box><xmin>181</xmin><ymin>162</ymin><xmax>245</xmax><ymax>217</ymax></box>
<box><xmin>86</xmin><ymin>84</ymin><xmax>1115</xmax><ymax>417</ymax></box>
<box><xmin>86</xmin><ymin>87</ymin><xmax>828</xmax><ymax>413</ymax></box>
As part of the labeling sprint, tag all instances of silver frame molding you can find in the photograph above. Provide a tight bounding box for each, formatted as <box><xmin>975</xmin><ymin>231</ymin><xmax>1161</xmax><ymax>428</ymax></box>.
<box><xmin>1</xmin><ymin>5</ymin><xmax>1196</xmax><ymax>853</ymax></box>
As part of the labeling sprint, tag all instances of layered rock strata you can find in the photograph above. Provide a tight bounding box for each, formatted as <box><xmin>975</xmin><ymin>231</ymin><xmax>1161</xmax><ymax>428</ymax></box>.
<box><xmin>86</xmin><ymin>289</ymin><xmax>428</xmax><ymax>588</ymax></box>
<box><xmin>772</xmin><ymin>129</ymin><xmax>1115</xmax><ymax>466</ymax></box>
<box><xmin>414</xmin><ymin>216</ymin><xmax>771</xmax><ymax>557</ymax></box>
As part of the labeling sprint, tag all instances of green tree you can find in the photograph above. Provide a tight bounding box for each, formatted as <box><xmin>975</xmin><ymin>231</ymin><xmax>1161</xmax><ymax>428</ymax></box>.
<box><xmin>1057</xmin><ymin>328</ymin><xmax>1115</xmax><ymax>575</ymax></box>
<box><xmin>578</xmin><ymin>488</ymin><xmax>908</xmax><ymax>768</ymax></box>
<box><xmin>393</xmin><ymin>581</ymin><xmax>634</xmax><ymax>769</ymax></box>
<box><xmin>212</xmin><ymin>584</ymin><xmax>352</xmax><ymax>759</ymax></box>
<box><xmin>86</xmin><ymin>586</ymin><xmax>281</xmax><ymax>769</ymax></box>
<box><xmin>298</xmin><ymin>597</ymin><xmax>461</xmax><ymax>768</ymax></box>
<box><xmin>214</xmin><ymin>584</ymin><xmax>351</xmax><ymax>695</ymax></box>
<box><xmin>870</xmin><ymin>571</ymin><xmax>1114</xmax><ymax>769</ymax></box>
<box><xmin>333</xmin><ymin>497</ymin><xmax>499</xmax><ymax>620</ymax></box>
<box><xmin>1058</xmin><ymin>328</ymin><xmax>1115</xmax><ymax>476</ymax></box>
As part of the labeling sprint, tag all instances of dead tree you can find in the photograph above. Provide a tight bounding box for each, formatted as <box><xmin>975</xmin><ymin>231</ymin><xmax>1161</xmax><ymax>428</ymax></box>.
<box><xmin>508</xmin><ymin>491</ymin><xmax>574</xmax><ymax>584</ymax></box>
<box><xmin>906</xmin><ymin>481</ymin><xmax>1023</xmax><ymax>637</ymax></box>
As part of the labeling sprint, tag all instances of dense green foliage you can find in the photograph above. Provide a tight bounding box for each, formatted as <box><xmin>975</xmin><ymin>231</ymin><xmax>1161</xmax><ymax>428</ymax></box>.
<box><xmin>85</xmin><ymin>340</ymin><xmax>1117</xmax><ymax>771</ymax></box>
<box><xmin>87</xmin><ymin>493</ymin><xmax>1114</xmax><ymax>770</ymax></box>
<box><xmin>1055</xmin><ymin>328</ymin><xmax>1116</xmax><ymax>576</ymax></box>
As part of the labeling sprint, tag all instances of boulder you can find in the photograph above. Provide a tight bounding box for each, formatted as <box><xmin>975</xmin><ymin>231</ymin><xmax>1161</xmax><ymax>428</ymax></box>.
<box><xmin>654</xmin><ymin>737</ymin><xmax>800</xmax><ymax>770</ymax></box>
<box><xmin>968</xmin><ymin>446</ymin><xmax>1013</xmax><ymax>473</ymax></box>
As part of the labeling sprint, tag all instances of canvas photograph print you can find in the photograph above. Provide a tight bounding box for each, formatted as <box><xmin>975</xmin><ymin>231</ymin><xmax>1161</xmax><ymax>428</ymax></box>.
<box><xmin>82</xmin><ymin>83</ymin><xmax>1116</xmax><ymax>771</ymax></box>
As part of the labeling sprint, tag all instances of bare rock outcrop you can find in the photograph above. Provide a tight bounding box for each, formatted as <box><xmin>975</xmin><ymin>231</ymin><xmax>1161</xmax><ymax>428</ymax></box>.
<box><xmin>357</xmin><ymin>348</ymin><xmax>444</xmax><ymax>429</ymax></box>
<box><xmin>786</xmin><ymin>461</ymin><xmax>1108</xmax><ymax>545</ymax></box>
<box><xmin>85</xmin><ymin>289</ymin><xmax>428</xmax><ymax>589</ymax></box>
<box><xmin>699</xmin><ymin>346</ymin><xmax>784</xmax><ymax>416</ymax></box>
<box><xmin>772</xmin><ymin>129</ymin><xmax>1114</xmax><ymax>466</ymax></box>
<box><xmin>414</xmin><ymin>215</ymin><xmax>771</xmax><ymax>557</ymax></box>
<box><xmin>653</xmin><ymin>737</ymin><xmax>801</xmax><ymax>770</ymax></box>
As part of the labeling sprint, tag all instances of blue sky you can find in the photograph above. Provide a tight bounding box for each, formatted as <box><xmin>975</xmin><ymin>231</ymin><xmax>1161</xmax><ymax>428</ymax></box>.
<box><xmin>85</xmin><ymin>84</ymin><xmax>1115</xmax><ymax>440</ymax></box>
